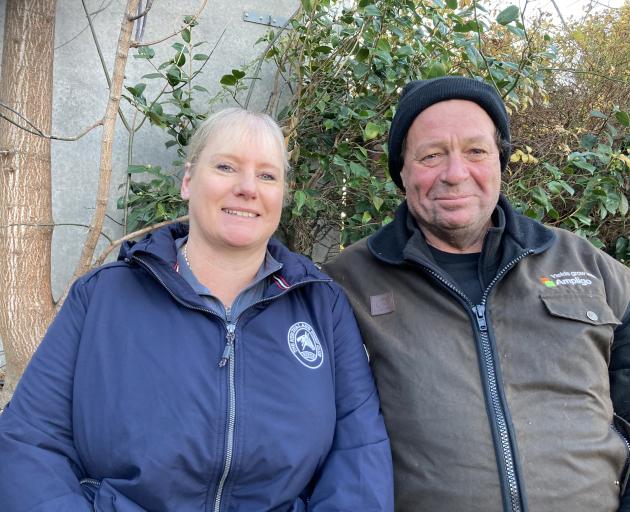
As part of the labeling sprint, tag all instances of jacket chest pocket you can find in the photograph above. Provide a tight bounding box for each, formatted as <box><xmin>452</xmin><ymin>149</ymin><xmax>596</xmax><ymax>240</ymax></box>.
<box><xmin>539</xmin><ymin>292</ymin><xmax>621</xmax><ymax>362</ymax></box>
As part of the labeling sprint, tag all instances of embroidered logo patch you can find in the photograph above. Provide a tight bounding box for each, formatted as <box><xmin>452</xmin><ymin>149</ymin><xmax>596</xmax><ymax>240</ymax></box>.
<box><xmin>288</xmin><ymin>322</ymin><xmax>324</xmax><ymax>369</ymax></box>
<box><xmin>539</xmin><ymin>270</ymin><xmax>596</xmax><ymax>288</ymax></box>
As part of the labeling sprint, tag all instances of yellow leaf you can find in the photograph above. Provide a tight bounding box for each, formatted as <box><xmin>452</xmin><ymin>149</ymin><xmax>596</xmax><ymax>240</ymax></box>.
<box><xmin>616</xmin><ymin>154</ymin><xmax>630</xmax><ymax>167</ymax></box>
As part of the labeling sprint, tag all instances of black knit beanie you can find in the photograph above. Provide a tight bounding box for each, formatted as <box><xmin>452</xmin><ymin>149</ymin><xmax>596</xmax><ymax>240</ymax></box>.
<box><xmin>388</xmin><ymin>76</ymin><xmax>511</xmax><ymax>190</ymax></box>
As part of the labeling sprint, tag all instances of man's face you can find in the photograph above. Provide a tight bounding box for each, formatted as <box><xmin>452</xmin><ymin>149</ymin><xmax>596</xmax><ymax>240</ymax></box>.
<box><xmin>401</xmin><ymin>99</ymin><xmax>502</xmax><ymax>253</ymax></box>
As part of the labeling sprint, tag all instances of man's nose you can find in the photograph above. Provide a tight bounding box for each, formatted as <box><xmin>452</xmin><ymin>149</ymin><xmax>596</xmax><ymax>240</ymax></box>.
<box><xmin>441</xmin><ymin>152</ymin><xmax>469</xmax><ymax>184</ymax></box>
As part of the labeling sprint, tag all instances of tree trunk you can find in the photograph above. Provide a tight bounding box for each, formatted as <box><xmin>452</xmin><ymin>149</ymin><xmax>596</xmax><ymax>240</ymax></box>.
<box><xmin>0</xmin><ymin>0</ymin><xmax>57</xmax><ymax>407</ymax></box>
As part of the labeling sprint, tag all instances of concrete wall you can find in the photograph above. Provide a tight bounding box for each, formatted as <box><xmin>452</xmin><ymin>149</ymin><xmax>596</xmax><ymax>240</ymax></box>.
<box><xmin>0</xmin><ymin>0</ymin><xmax>298</xmax><ymax>370</ymax></box>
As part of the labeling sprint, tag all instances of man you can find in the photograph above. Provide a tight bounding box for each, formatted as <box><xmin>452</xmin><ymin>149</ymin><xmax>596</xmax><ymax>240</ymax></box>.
<box><xmin>324</xmin><ymin>76</ymin><xmax>630</xmax><ymax>512</ymax></box>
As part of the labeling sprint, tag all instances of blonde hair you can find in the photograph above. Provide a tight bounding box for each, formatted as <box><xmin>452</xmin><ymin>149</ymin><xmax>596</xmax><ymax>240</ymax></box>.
<box><xmin>186</xmin><ymin>107</ymin><xmax>290</xmax><ymax>177</ymax></box>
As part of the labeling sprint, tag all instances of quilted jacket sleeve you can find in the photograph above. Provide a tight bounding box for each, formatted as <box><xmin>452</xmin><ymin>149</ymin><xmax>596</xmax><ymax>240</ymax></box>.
<box><xmin>0</xmin><ymin>280</ymin><xmax>92</xmax><ymax>511</ymax></box>
<box><xmin>307</xmin><ymin>286</ymin><xmax>394</xmax><ymax>511</ymax></box>
<box><xmin>611</xmin><ymin>302</ymin><xmax>630</xmax><ymax>512</ymax></box>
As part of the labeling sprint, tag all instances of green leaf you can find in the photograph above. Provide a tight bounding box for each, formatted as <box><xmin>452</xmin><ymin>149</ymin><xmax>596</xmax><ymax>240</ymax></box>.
<box><xmin>546</xmin><ymin>181</ymin><xmax>563</xmax><ymax>194</ymax></box>
<box><xmin>300</xmin><ymin>0</ymin><xmax>312</xmax><ymax>12</ymax></box>
<box><xmin>560</xmin><ymin>182</ymin><xmax>575</xmax><ymax>195</ymax></box>
<box><xmin>364</xmin><ymin>122</ymin><xmax>380</xmax><ymax>140</ymax></box>
<box><xmin>314</xmin><ymin>45</ymin><xmax>332</xmax><ymax>54</ymax></box>
<box><xmin>372</xmin><ymin>195</ymin><xmax>384</xmax><ymax>211</ymax></box>
<box><xmin>580</xmin><ymin>133</ymin><xmax>597</xmax><ymax>150</ymax></box>
<box><xmin>192</xmin><ymin>85</ymin><xmax>209</xmax><ymax>92</ymax></box>
<box><xmin>349</xmin><ymin>162</ymin><xmax>370</xmax><ymax>177</ymax></box>
<box><xmin>294</xmin><ymin>190</ymin><xmax>306</xmax><ymax>212</ymax></box>
<box><xmin>572</xmin><ymin>212</ymin><xmax>592</xmax><ymax>226</ymax></box>
<box><xmin>125</xmin><ymin>83</ymin><xmax>146</xmax><ymax>97</ymax></box>
<box><xmin>182</xmin><ymin>28</ymin><xmax>191</xmax><ymax>43</ymax></box>
<box><xmin>220</xmin><ymin>74</ymin><xmax>238</xmax><ymax>86</ymax></box>
<box><xmin>496</xmin><ymin>5</ymin><xmax>519</xmax><ymax>25</ymax></box>
<box><xmin>362</xmin><ymin>211</ymin><xmax>372</xmax><ymax>224</ymax></box>
<box><xmin>193</xmin><ymin>53</ymin><xmax>209</xmax><ymax>61</ymax></box>
<box><xmin>590</xmin><ymin>237</ymin><xmax>606</xmax><ymax>249</ymax></box>
<box><xmin>615</xmin><ymin>237</ymin><xmax>629</xmax><ymax>258</ymax></box>
<box><xmin>142</xmin><ymin>73</ymin><xmax>164</xmax><ymax>79</ymax></box>
<box><xmin>620</xmin><ymin>194</ymin><xmax>629</xmax><ymax>216</ymax></box>
<box><xmin>446</xmin><ymin>0</ymin><xmax>457</xmax><ymax>8</ymax></box>
<box><xmin>569</xmin><ymin>159</ymin><xmax>596</xmax><ymax>172</ymax></box>
<box><xmin>507</xmin><ymin>25</ymin><xmax>526</xmax><ymax>38</ymax></box>
<box><xmin>332</xmin><ymin>155</ymin><xmax>347</xmax><ymax>168</ymax></box>
<box><xmin>465</xmin><ymin>44</ymin><xmax>480</xmax><ymax>66</ymax></box>
<box><xmin>232</xmin><ymin>69</ymin><xmax>246</xmax><ymax>79</ymax></box>
<box><xmin>615</xmin><ymin>110</ymin><xmax>630</xmax><ymax>127</ymax></box>
<box><xmin>355</xmin><ymin>47</ymin><xmax>369</xmax><ymax>62</ymax></box>
<box><xmin>363</xmin><ymin>4</ymin><xmax>381</xmax><ymax>16</ymax></box>
<box><xmin>136</xmin><ymin>46</ymin><xmax>155</xmax><ymax>59</ymax></box>
<box><xmin>166</xmin><ymin>66</ymin><xmax>182</xmax><ymax>86</ymax></box>
<box><xmin>426</xmin><ymin>62</ymin><xmax>447</xmax><ymax>79</ymax></box>
<box><xmin>128</xmin><ymin>164</ymin><xmax>153</xmax><ymax>174</ymax></box>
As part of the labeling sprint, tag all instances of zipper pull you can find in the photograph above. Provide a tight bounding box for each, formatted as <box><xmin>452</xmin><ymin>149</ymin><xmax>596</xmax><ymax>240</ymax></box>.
<box><xmin>473</xmin><ymin>304</ymin><xmax>487</xmax><ymax>332</ymax></box>
<box><xmin>219</xmin><ymin>324</ymin><xmax>236</xmax><ymax>368</ymax></box>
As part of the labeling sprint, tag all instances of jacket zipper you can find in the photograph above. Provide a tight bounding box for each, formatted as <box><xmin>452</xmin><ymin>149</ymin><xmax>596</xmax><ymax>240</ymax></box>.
<box><xmin>213</xmin><ymin>323</ymin><xmax>236</xmax><ymax>512</ymax></box>
<box><xmin>79</xmin><ymin>478</ymin><xmax>101</xmax><ymax>487</ymax></box>
<box><xmin>612</xmin><ymin>422</ymin><xmax>630</xmax><ymax>490</ymax></box>
<box><xmin>422</xmin><ymin>249</ymin><xmax>533</xmax><ymax>512</ymax></box>
<box><xmin>473</xmin><ymin>303</ymin><xmax>521</xmax><ymax>512</ymax></box>
<box><xmin>210</xmin><ymin>280</ymin><xmax>328</xmax><ymax>512</ymax></box>
<box><xmin>130</xmin><ymin>255</ymin><xmax>328</xmax><ymax>512</ymax></box>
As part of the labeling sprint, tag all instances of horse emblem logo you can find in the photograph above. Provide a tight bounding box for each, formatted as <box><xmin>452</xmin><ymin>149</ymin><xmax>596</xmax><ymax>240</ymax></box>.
<box><xmin>287</xmin><ymin>322</ymin><xmax>324</xmax><ymax>369</ymax></box>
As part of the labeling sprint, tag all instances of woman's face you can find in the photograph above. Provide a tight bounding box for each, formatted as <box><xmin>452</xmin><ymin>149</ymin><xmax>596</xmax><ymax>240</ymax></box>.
<box><xmin>181</xmin><ymin>127</ymin><xmax>285</xmax><ymax>255</ymax></box>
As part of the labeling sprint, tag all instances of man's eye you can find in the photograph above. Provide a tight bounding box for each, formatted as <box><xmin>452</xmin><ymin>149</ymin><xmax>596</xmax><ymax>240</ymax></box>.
<box><xmin>420</xmin><ymin>153</ymin><xmax>443</xmax><ymax>165</ymax></box>
<box><xmin>468</xmin><ymin>148</ymin><xmax>487</xmax><ymax>159</ymax></box>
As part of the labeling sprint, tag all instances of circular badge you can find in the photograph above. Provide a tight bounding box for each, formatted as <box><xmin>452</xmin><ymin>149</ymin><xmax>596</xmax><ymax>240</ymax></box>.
<box><xmin>287</xmin><ymin>321</ymin><xmax>324</xmax><ymax>369</ymax></box>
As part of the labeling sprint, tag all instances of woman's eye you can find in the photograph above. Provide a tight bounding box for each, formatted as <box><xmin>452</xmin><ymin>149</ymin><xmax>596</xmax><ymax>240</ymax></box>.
<box><xmin>217</xmin><ymin>164</ymin><xmax>234</xmax><ymax>173</ymax></box>
<box><xmin>259</xmin><ymin>172</ymin><xmax>277</xmax><ymax>181</ymax></box>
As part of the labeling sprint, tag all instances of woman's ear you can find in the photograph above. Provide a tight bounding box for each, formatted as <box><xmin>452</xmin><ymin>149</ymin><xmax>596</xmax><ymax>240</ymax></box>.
<box><xmin>181</xmin><ymin>162</ymin><xmax>192</xmax><ymax>200</ymax></box>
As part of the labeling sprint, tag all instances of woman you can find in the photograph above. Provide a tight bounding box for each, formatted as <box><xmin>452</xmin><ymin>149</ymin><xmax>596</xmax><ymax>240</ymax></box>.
<box><xmin>0</xmin><ymin>108</ymin><xmax>393</xmax><ymax>511</ymax></box>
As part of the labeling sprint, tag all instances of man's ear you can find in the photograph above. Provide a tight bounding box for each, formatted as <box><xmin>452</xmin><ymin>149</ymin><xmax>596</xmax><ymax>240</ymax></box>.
<box><xmin>181</xmin><ymin>163</ymin><xmax>192</xmax><ymax>200</ymax></box>
<box><xmin>400</xmin><ymin>165</ymin><xmax>408</xmax><ymax>191</ymax></box>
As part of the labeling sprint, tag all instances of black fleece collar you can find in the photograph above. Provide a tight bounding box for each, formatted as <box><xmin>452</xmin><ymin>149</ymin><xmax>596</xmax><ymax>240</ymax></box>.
<box><xmin>367</xmin><ymin>195</ymin><xmax>556</xmax><ymax>268</ymax></box>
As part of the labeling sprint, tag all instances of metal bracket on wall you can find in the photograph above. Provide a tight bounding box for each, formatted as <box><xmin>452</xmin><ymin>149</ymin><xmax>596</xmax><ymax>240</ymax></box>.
<box><xmin>243</xmin><ymin>10</ymin><xmax>289</xmax><ymax>28</ymax></box>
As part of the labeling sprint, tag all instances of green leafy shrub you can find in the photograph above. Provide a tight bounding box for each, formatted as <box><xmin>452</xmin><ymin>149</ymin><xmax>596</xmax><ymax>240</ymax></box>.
<box><xmin>121</xmin><ymin>2</ymin><xmax>628</xmax><ymax>266</ymax></box>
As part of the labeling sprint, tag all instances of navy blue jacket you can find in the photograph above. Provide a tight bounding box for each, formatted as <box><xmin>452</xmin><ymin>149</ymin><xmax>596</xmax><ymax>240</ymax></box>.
<box><xmin>0</xmin><ymin>224</ymin><xmax>393</xmax><ymax>511</ymax></box>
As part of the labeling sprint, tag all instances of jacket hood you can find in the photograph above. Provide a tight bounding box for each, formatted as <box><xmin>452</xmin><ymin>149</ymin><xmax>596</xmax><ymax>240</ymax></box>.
<box><xmin>367</xmin><ymin>194</ymin><xmax>555</xmax><ymax>265</ymax></box>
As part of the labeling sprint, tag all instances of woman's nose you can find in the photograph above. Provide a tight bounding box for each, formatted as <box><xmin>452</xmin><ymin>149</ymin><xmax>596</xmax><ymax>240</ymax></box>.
<box><xmin>233</xmin><ymin>170</ymin><xmax>257</xmax><ymax>198</ymax></box>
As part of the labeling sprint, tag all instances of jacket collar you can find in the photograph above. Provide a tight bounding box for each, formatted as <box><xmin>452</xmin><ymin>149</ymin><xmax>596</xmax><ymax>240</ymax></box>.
<box><xmin>118</xmin><ymin>223</ymin><xmax>330</xmax><ymax>307</ymax></box>
<box><xmin>367</xmin><ymin>195</ymin><xmax>555</xmax><ymax>269</ymax></box>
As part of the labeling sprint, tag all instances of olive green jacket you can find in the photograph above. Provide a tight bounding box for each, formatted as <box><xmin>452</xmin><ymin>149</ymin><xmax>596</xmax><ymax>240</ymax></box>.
<box><xmin>324</xmin><ymin>197</ymin><xmax>630</xmax><ymax>512</ymax></box>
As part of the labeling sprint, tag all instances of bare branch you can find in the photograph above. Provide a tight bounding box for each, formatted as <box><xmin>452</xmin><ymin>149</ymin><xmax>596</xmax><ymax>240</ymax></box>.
<box><xmin>55</xmin><ymin>0</ymin><xmax>114</xmax><ymax>50</ymax></box>
<box><xmin>93</xmin><ymin>215</ymin><xmax>189</xmax><ymax>267</ymax></box>
<box><xmin>0</xmin><ymin>103</ymin><xmax>104</xmax><ymax>141</ymax></box>
<box><xmin>69</xmin><ymin>0</ymin><xmax>140</xmax><ymax>285</ymax></box>
<box><xmin>129</xmin><ymin>0</ymin><xmax>154</xmax><ymax>21</ymax></box>
<box><xmin>245</xmin><ymin>8</ymin><xmax>300</xmax><ymax>109</ymax></box>
<box><xmin>131</xmin><ymin>0</ymin><xmax>208</xmax><ymax>48</ymax></box>
<box><xmin>81</xmin><ymin>0</ymin><xmax>132</xmax><ymax>132</ymax></box>
<box><xmin>472</xmin><ymin>0</ymin><xmax>500</xmax><ymax>93</ymax></box>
